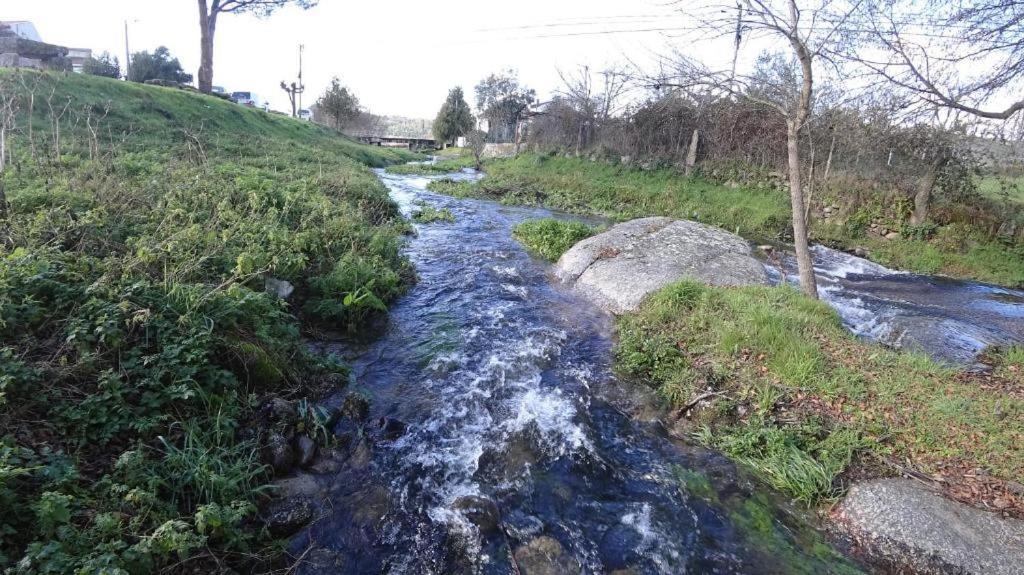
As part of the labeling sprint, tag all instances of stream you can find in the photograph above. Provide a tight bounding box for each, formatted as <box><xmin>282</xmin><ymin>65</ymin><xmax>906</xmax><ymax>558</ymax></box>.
<box><xmin>289</xmin><ymin>167</ymin><xmax>1024</xmax><ymax>574</ymax></box>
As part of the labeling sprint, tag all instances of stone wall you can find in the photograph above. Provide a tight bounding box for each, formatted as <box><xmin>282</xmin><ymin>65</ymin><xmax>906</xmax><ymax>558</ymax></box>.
<box><xmin>481</xmin><ymin>143</ymin><xmax>517</xmax><ymax>159</ymax></box>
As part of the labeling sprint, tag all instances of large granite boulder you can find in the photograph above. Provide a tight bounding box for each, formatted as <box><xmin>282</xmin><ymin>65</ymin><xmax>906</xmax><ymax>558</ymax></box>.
<box><xmin>836</xmin><ymin>479</ymin><xmax>1024</xmax><ymax>575</ymax></box>
<box><xmin>554</xmin><ymin>217</ymin><xmax>769</xmax><ymax>313</ymax></box>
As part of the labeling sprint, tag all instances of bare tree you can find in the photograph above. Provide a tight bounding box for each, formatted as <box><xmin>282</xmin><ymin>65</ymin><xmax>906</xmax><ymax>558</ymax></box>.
<box><xmin>196</xmin><ymin>0</ymin><xmax>317</xmax><ymax>93</ymax></box>
<box><xmin>852</xmin><ymin>1</ymin><xmax>1024</xmax><ymax>120</ymax></box>
<box><xmin>467</xmin><ymin>129</ymin><xmax>487</xmax><ymax>171</ymax></box>
<box><xmin>655</xmin><ymin>0</ymin><xmax>863</xmax><ymax>298</ymax></box>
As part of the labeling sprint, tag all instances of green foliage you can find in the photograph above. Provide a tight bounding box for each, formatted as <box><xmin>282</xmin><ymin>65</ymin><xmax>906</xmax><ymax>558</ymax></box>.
<box><xmin>128</xmin><ymin>46</ymin><xmax>192</xmax><ymax>84</ymax></box>
<box><xmin>457</xmin><ymin>153</ymin><xmax>791</xmax><ymax>241</ymax></box>
<box><xmin>411</xmin><ymin>205</ymin><xmax>456</xmax><ymax>223</ymax></box>
<box><xmin>474</xmin><ymin>70</ymin><xmax>535</xmax><ymax>142</ymax></box>
<box><xmin>0</xmin><ymin>71</ymin><xmax>413</xmax><ymax>571</ymax></box>
<box><xmin>465</xmin><ymin>153</ymin><xmax>1024</xmax><ymax>287</ymax></box>
<box><xmin>617</xmin><ymin>281</ymin><xmax>1024</xmax><ymax>505</ymax></box>
<box><xmin>317</xmin><ymin>76</ymin><xmax>360</xmax><ymax>130</ymax></box>
<box><xmin>433</xmin><ymin>87</ymin><xmax>475</xmax><ymax>145</ymax></box>
<box><xmin>426</xmin><ymin>178</ymin><xmax>476</xmax><ymax>198</ymax></box>
<box><xmin>511</xmin><ymin>218</ymin><xmax>599</xmax><ymax>261</ymax></box>
<box><xmin>82</xmin><ymin>52</ymin><xmax>121</xmax><ymax>79</ymax></box>
<box><xmin>385</xmin><ymin>155</ymin><xmax>474</xmax><ymax>175</ymax></box>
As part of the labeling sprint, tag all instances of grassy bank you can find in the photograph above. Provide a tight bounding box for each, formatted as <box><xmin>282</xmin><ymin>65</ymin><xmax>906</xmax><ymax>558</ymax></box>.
<box><xmin>0</xmin><ymin>71</ymin><xmax>416</xmax><ymax>572</ymax></box>
<box><xmin>616</xmin><ymin>281</ymin><xmax>1024</xmax><ymax>510</ymax></box>
<box><xmin>430</xmin><ymin>153</ymin><xmax>1024</xmax><ymax>287</ymax></box>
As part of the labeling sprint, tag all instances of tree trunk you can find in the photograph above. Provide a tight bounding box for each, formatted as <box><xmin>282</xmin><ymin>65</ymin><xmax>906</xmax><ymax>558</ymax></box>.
<box><xmin>197</xmin><ymin>1</ymin><xmax>216</xmax><ymax>93</ymax></box>
<box><xmin>787</xmin><ymin>120</ymin><xmax>818</xmax><ymax>298</ymax></box>
<box><xmin>910</xmin><ymin>156</ymin><xmax>948</xmax><ymax>225</ymax></box>
<box><xmin>684</xmin><ymin>129</ymin><xmax>700</xmax><ymax>175</ymax></box>
<box><xmin>823</xmin><ymin>134</ymin><xmax>836</xmax><ymax>182</ymax></box>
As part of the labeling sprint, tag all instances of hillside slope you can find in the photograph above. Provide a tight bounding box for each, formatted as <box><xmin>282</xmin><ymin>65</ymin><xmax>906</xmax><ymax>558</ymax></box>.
<box><xmin>0</xmin><ymin>71</ymin><xmax>415</xmax><ymax>572</ymax></box>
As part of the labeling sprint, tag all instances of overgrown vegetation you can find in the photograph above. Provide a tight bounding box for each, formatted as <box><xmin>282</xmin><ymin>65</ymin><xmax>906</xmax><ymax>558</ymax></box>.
<box><xmin>0</xmin><ymin>70</ymin><xmax>416</xmax><ymax>572</ymax></box>
<box><xmin>385</xmin><ymin>154</ymin><xmax>475</xmax><ymax>175</ymax></box>
<box><xmin>437</xmin><ymin>153</ymin><xmax>1024</xmax><ymax>286</ymax></box>
<box><xmin>511</xmin><ymin>218</ymin><xmax>600</xmax><ymax>261</ymax></box>
<box><xmin>617</xmin><ymin>281</ymin><xmax>1024</xmax><ymax>506</ymax></box>
<box><xmin>411</xmin><ymin>205</ymin><xmax>456</xmax><ymax>223</ymax></box>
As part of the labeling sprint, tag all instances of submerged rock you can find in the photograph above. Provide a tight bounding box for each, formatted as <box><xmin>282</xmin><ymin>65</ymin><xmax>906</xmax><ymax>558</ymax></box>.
<box><xmin>452</xmin><ymin>495</ymin><xmax>501</xmax><ymax>533</ymax></box>
<box><xmin>836</xmin><ymin>478</ymin><xmax>1024</xmax><ymax>575</ymax></box>
<box><xmin>513</xmin><ymin>536</ymin><xmax>582</xmax><ymax>575</ymax></box>
<box><xmin>554</xmin><ymin>217</ymin><xmax>768</xmax><ymax>313</ymax></box>
<box><xmin>378</xmin><ymin>417</ymin><xmax>408</xmax><ymax>440</ymax></box>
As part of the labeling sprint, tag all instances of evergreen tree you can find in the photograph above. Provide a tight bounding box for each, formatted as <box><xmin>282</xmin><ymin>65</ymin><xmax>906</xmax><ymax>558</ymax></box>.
<box><xmin>317</xmin><ymin>77</ymin><xmax>360</xmax><ymax>130</ymax></box>
<box><xmin>128</xmin><ymin>47</ymin><xmax>192</xmax><ymax>84</ymax></box>
<box><xmin>432</xmin><ymin>87</ymin><xmax>474</xmax><ymax>146</ymax></box>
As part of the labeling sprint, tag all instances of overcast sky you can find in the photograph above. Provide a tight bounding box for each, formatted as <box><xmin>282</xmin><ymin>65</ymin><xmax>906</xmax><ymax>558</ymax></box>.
<box><xmin>3</xmin><ymin>0</ymin><xmax>714</xmax><ymax>118</ymax></box>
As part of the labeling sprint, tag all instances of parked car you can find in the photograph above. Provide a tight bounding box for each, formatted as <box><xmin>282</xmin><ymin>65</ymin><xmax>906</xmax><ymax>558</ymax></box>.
<box><xmin>298</xmin><ymin>108</ymin><xmax>312</xmax><ymax>121</ymax></box>
<box><xmin>230</xmin><ymin>91</ymin><xmax>268</xmax><ymax>111</ymax></box>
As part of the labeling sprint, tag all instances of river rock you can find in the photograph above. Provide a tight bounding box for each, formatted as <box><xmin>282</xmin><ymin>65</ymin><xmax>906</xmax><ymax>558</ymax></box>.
<box><xmin>513</xmin><ymin>536</ymin><xmax>582</xmax><ymax>575</ymax></box>
<box><xmin>502</xmin><ymin>510</ymin><xmax>545</xmax><ymax>541</ymax></box>
<box><xmin>836</xmin><ymin>478</ymin><xmax>1024</xmax><ymax>575</ymax></box>
<box><xmin>554</xmin><ymin>217</ymin><xmax>769</xmax><ymax>313</ymax></box>
<box><xmin>265</xmin><ymin>431</ymin><xmax>295</xmax><ymax>475</ymax></box>
<box><xmin>599</xmin><ymin>523</ymin><xmax>644</xmax><ymax>570</ymax></box>
<box><xmin>341</xmin><ymin>392</ymin><xmax>370</xmax><ymax>421</ymax></box>
<box><xmin>296</xmin><ymin>435</ymin><xmax>317</xmax><ymax>468</ymax></box>
<box><xmin>378</xmin><ymin>417</ymin><xmax>407</xmax><ymax>440</ymax></box>
<box><xmin>453</xmin><ymin>495</ymin><xmax>501</xmax><ymax>533</ymax></box>
<box><xmin>262</xmin><ymin>498</ymin><xmax>313</xmax><ymax>537</ymax></box>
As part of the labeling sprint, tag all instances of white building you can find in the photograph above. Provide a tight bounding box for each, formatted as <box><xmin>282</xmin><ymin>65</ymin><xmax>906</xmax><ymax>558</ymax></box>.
<box><xmin>2</xmin><ymin>20</ymin><xmax>42</xmax><ymax>42</ymax></box>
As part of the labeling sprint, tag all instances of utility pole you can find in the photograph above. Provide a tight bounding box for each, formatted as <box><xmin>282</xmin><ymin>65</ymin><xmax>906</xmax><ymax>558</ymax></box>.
<box><xmin>280</xmin><ymin>45</ymin><xmax>306</xmax><ymax>118</ymax></box>
<box><xmin>124</xmin><ymin>20</ymin><xmax>131</xmax><ymax>80</ymax></box>
<box><xmin>298</xmin><ymin>44</ymin><xmax>305</xmax><ymax>114</ymax></box>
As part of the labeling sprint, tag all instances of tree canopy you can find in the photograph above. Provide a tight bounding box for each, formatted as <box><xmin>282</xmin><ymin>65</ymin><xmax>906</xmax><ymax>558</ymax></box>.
<box><xmin>317</xmin><ymin>77</ymin><xmax>360</xmax><ymax>130</ymax></box>
<box><xmin>81</xmin><ymin>52</ymin><xmax>121</xmax><ymax>79</ymax></box>
<box><xmin>128</xmin><ymin>47</ymin><xmax>192</xmax><ymax>84</ymax></box>
<box><xmin>433</xmin><ymin>87</ymin><xmax>475</xmax><ymax>145</ymax></box>
<box><xmin>474</xmin><ymin>70</ymin><xmax>535</xmax><ymax>142</ymax></box>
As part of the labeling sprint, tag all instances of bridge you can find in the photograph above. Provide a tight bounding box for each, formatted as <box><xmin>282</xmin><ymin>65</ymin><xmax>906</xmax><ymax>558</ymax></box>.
<box><xmin>355</xmin><ymin>134</ymin><xmax>436</xmax><ymax>150</ymax></box>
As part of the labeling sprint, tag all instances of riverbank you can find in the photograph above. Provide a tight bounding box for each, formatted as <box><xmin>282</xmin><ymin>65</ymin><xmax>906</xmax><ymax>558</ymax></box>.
<box><xmin>512</xmin><ymin>215</ymin><xmax>1024</xmax><ymax>504</ymax></box>
<box><xmin>427</xmin><ymin>152</ymin><xmax>1024</xmax><ymax>287</ymax></box>
<box><xmin>0</xmin><ymin>71</ymin><xmax>417</xmax><ymax>572</ymax></box>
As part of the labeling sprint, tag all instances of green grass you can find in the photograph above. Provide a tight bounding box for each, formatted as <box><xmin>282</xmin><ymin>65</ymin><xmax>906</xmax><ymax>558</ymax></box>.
<box><xmin>432</xmin><ymin>152</ymin><xmax>1024</xmax><ymax>287</ymax></box>
<box><xmin>511</xmin><ymin>218</ymin><xmax>601</xmax><ymax>261</ymax></box>
<box><xmin>385</xmin><ymin>154</ymin><xmax>475</xmax><ymax>175</ymax></box>
<box><xmin>466</xmin><ymin>154</ymin><xmax>790</xmax><ymax>241</ymax></box>
<box><xmin>411</xmin><ymin>205</ymin><xmax>456</xmax><ymax>223</ymax></box>
<box><xmin>978</xmin><ymin>174</ymin><xmax>1024</xmax><ymax>205</ymax></box>
<box><xmin>617</xmin><ymin>281</ymin><xmax>1024</xmax><ymax>505</ymax></box>
<box><xmin>0</xmin><ymin>70</ymin><xmax>416</xmax><ymax>572</ymax></box>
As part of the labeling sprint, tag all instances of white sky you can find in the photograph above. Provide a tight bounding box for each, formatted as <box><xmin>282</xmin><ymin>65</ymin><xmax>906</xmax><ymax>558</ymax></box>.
<box><xmin>3</xmin><ymin>0</ymin><xmax>706</xmax><ymax>118</ymax></box>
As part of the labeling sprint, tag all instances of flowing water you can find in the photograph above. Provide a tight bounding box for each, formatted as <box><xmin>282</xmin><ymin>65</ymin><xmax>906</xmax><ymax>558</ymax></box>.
<box><xmin>289</xmin><ymin>167</ymin><xmax>1023</xmax><ymax>574</ymax></box>
<box><xmin>770</xmin><ymin>245</ymin><xmax>1024</xmax><ymax>365</ymax></box>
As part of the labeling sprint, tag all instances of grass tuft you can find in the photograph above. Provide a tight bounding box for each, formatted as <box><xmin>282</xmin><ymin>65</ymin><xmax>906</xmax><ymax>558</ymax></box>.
<box><xmin>511</xmin><ymin>218</ymin><xmax>600</xmax><ymax>261</ymax></box>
